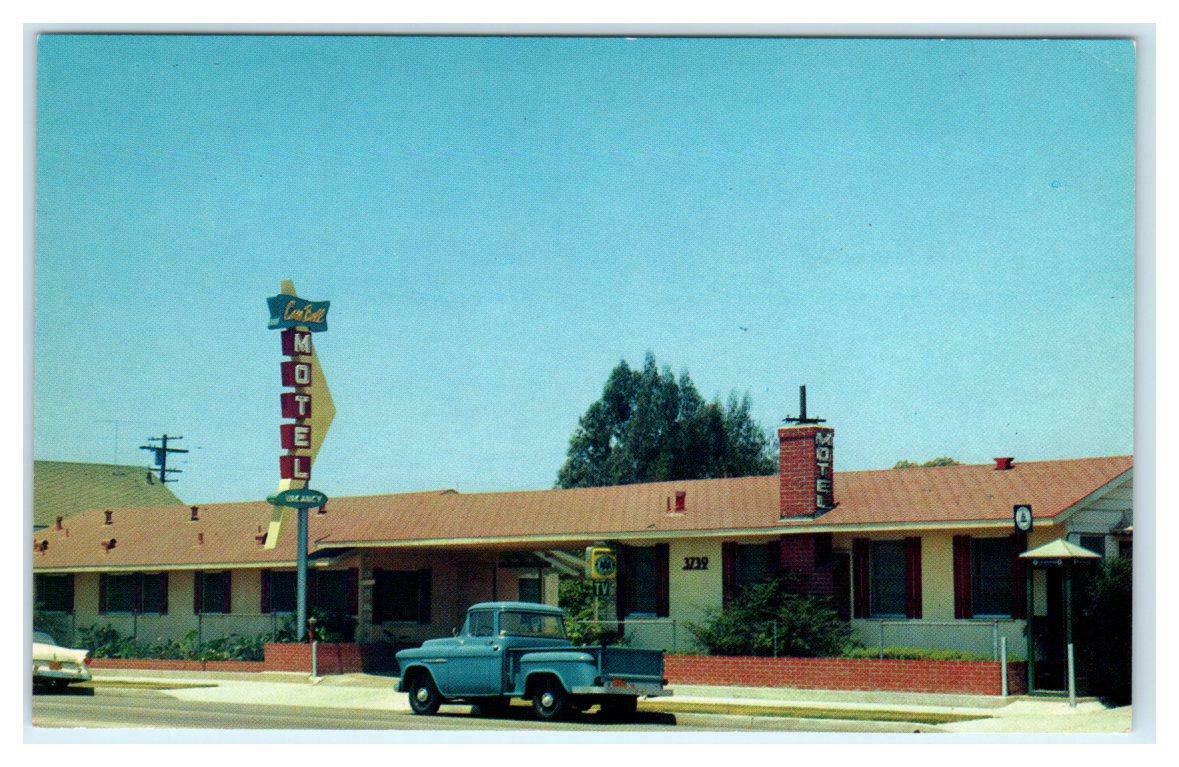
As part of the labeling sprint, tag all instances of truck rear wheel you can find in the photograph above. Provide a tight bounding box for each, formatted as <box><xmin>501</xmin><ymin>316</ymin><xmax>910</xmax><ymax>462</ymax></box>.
<box><xmin>407</xmin><ymin>674</ymin><xmax>442</xmax><ymax>715</ymax></box>
<box><xmin>531</xmin><ymin>678</ymin><xmax>570</xmax><ymax>722</ymax></box>
<box><xmin>599</xmin><ymin>696</ymin><xmax>638</xmax><ymax>720</ymax></box>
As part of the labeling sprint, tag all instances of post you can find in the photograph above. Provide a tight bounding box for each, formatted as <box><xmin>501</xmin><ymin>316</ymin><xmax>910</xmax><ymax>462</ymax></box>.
<box><xmin>1067</xmin><ymin>643</ymin><xmax>1077</xmax><ymax>708</ymax></box>
<box><xmin>671</xmin><ymin>619</ymin><xmax>677</xmax><ymax>654</ymax></box>
<box><xmin>992</xmin><ymin>621</ymin><xmax>999</xmax><ymax>661</ymax></box>
<box><xmin>311</xmin><ymin>639</ymin><xmax>319</xmax><ymax>678</ymax></box>
<box><xmin>879</xmin><ymin>620</ymin><xmax>885</xmax><ymax>660</ymax></box>
<box><xmin>1026</xmin><ymin>564</ymin><xmax>1036</xmax><ymax>694</ymax></box>
<box><xmin>296</xmin><ymin>507</ymin><xmax>308</xmax><ymax>641</ymax></box>
<box><xmin>1000</xmin><ymin>636</ymin><xmax>1009</xmax><ymax>697</ymax></box>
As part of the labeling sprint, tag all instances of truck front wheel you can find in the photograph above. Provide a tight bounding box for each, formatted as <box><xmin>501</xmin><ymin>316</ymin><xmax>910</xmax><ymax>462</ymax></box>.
<box><xmin>531</xmin><ymin>678</ymin><xmax>570</xmax><ymax>722</ymax></box>
<box><xmin>407</xmin><ymin>674</ymin><xmax>442</xmax><ymax>715</ymax></box>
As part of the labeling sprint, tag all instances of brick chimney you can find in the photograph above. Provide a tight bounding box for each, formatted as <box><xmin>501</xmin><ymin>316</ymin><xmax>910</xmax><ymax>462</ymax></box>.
<box><xmin>778</xmin><ymin>424</ymin><xmax>836</xmax><ymax>519</ymax></box>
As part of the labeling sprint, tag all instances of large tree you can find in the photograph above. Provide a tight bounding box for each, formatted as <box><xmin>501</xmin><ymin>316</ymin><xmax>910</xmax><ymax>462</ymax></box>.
<box><xmin>556</xmin><ymin>353</ymin><xmax>776</xmax><ymax>488</ymax></box>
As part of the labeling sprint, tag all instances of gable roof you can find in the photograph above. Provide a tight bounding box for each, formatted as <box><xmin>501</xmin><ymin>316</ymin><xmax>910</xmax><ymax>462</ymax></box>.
<box><xmin>32</xmin><ymin>460</ymin><xmax>185</xmax><ymax>529</ymax></box>
<box><xmin>32</xmin><ymin>455</ymin><xmax>1132</xmax><ymax>572</ymax></box>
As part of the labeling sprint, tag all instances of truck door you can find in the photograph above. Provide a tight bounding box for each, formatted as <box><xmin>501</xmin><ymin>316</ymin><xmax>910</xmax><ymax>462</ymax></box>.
<box><xmin>444</xmin><ymin>609</ymin><xmax>502</xmax><ymax>696</ymax></box>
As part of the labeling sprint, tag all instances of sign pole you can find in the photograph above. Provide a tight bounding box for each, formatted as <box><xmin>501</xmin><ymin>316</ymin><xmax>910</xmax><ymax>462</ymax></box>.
<box><xmin>297</xmin><ymin>506</ymin><xmax>309</xmax><ymax>641</ymax></box>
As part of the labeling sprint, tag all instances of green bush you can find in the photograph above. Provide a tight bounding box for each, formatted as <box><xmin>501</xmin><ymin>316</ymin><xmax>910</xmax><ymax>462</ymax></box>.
<box><xmin>558</xmin><ymin>577</ymin><xmax>625</xmax><ymax>646</ymax></box>
<box><xmin>842</xmin><ymin>646</ymin><xmax>993</xmax><ymax>662</ymax></box>
<box><xmin>33</xmin><ymin>603</ymin><xmax>71</xmax><ymax>643</ymax></box>
<box><xmin>76</xmin><ymin>624</ymin><xmax>270</xmax><ymax>662</ymax></box>
<box><xmin>1076</xmin><ymin>556</ymin><xmax>1132</xmax><ymax>704</ymax></box>
<box><xmin>687</xmin><ymin>578</ymin><xmax>853</xmax><ymax>657</ymax></box>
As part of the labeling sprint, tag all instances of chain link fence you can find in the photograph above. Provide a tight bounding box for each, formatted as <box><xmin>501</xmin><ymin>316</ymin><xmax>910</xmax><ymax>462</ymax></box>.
<box><xmin>36</xmin><ymin>611</ymin><xmax>288</xmax><ymax>649</ymax></box>
<box><xmin>566</xmin><ymin>616</ymin><xmax>1026</xmax><ymax>660</ymax></box>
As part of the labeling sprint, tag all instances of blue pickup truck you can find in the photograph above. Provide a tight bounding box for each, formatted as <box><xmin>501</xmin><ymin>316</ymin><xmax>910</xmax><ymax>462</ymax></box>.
<box><xmin>395</xmin><ymin>601</ymin><xmax>670</xmax><ymax>721</ymax></box>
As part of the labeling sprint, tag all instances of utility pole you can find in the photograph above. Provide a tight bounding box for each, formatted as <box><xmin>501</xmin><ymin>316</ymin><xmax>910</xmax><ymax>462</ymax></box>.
<box><xmin>139</xmin><ymin>434</ymin><xmax>188</xmax><ymax>484</ymax></box>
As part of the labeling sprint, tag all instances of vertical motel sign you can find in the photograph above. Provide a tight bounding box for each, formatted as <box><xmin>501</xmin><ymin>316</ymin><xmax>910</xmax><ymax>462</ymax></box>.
<box><xmin>265</xmin><ymin>281</ymin><xmax>335</xmax><ymax>640</ymax></box>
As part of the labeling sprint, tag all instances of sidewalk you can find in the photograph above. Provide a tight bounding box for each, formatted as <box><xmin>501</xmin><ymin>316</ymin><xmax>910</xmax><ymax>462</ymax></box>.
<box><xmin>85</xmin><ymin>668</ymin><xmax>1130</xmax><ymax>733</ymax></box>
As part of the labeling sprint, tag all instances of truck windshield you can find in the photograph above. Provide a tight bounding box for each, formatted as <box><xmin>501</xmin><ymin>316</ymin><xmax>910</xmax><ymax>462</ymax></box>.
<box><xmin>499</xmin><ymin>611</ymin><xmax>566</xmax><ymax>639</ymax></box>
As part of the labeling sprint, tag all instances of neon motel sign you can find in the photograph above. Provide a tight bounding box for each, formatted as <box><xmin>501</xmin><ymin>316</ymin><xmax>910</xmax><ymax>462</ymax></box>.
<box><xmin>263</xmin><ymin>282</ymin><xmax>336</xmax><ymax>545</ymax></box>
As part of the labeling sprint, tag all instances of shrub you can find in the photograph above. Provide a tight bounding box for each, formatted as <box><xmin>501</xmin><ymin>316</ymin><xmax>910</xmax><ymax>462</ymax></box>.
<box><xmin>687</xmin><ymin>578</ymin><xmax>853</xmax><ymax>657</ymax></box>
<box><xmin>842</xmin><ymin>646</ymin><xmax>993</xmax><ymax>662</ymax></box>
<box><xmin>559</xmin><ymin>577</ymin><xmax>624</xmax><ymax>646</ymax></box>
<box><xmin>1076</xmin><ymin>556</ymin><xmax>1132</xmax><ymax>704</ymax></box>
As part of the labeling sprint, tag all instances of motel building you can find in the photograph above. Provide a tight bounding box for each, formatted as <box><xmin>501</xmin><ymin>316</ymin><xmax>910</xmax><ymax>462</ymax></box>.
<box><xmin>33</xmin><ymin>423</ymin><xmax>1132</xmax><ymax>693</ymax></box>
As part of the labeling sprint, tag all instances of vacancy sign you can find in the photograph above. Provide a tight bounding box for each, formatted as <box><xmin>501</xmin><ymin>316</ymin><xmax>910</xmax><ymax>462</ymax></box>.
<box><xmin>264</xmin><ymin>280</ymin><xmax>335</xmax><ymax>549</ymax></box>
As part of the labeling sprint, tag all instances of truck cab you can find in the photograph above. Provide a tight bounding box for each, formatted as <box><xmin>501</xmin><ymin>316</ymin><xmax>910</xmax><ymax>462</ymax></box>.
<box><xmin>395</xmin><ymin>601</ymin><xmax>669</xmax><ymax>721</ymax></box>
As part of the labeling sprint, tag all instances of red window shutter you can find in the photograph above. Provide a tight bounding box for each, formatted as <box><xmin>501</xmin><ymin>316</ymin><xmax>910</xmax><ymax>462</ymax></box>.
<box><xmin>952</xmin><ymin>535</ymin><xmax>974</xmax><ymax>619</ymax></box>
<box><xmin>1010</xmin><ymin>532</ymin><xmax>1028</xmax><ymax>619</ymax></box>
<box><xmin>158</xmin><ymin>572</ymin><xmax>169</xmax><ymax>615</ymax></box>
<box><xmin>133</xmin><ymin>573</ymin><xmax>144</xmax><ymax>614</ymax></box>
<box><xmin>221</xmin><ymin>571</ymin><xmax>232</xmax><ymax>614</ymax></box>
<box><xmin>654</xmin><ymin>544</ymin><xmax>670</xmax><ymax>618</ymax></box>
<box><xmin>98</xmin><ymin>573</ymin><xmax>108</xmax><ymax>615</ymax></box>
<box><xmin>851</xmin><ymin>538</ymin><xmax>870</xmax><ymax>619</ymax></box>
<box><xmin>260</xmin><ymin>570</ymin><xmax>272</xmax><ymax>614</ymax></box>
<box><xmin>766</xmin><ymin>538</ymin><xmax>783</xmax><ymax>579</ymax></box>
<box><xmin>904</xmin><ymin>537</ymin><xmax>923</xmax><ymax>619</ymax></box>
<box><xmin>614</xmin><ymin>545</ymin><xmax>629</xmax><ymax>620</ymax></box>
<box><xmin>721</xmin><ymin>541</ymin><xmax>737</xmax><ymax>606</ymax></box>
<box><xmin>417</xmin><ymin>569</ymin><xmax>432</xmax><ymax>624</ymax></box>
<box><xmin>347</xmin><ymin>568</ymin><xmax>360</xmax><ymax>616</ymax></box>
<box><xmin>64</xmin><ymin>573</ymin><xmax>75</xmax><ymax>613</ymax></box>
<box><xmin>193</xmin><ymin>571</ymin><xmax>204</xmax><ymax>615</ymax></box>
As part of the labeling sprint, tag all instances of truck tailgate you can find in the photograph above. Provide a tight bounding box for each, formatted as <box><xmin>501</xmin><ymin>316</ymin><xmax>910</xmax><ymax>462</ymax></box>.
<box><xmin>601</xmin><ymin>647</ymin><xmax>664</xmax><ymax>681</ymax></box>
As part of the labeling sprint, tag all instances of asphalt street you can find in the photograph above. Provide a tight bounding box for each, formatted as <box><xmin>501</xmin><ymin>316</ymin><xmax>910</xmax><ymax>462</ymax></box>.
<box><xmin>30</xmin><ymin>686</ymin><xmax>931</xmax><ymax>733</ymax></box>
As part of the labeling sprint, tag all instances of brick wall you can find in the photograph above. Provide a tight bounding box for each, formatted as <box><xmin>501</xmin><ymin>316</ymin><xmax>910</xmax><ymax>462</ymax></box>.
<box><xmin>262</xmin><ymin>642</ymin><xmax>365</xmax><ymax>674</ymax></box>
<box><xmin>666</xmin><ymin>655</ymin><xmax>1027</xmax><ymax>696</ymax></box>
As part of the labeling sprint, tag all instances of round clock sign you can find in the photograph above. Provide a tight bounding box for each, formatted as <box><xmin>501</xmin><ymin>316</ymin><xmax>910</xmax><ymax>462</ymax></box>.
<box><xmin>1013</xmin><ymin>504</ymin><xmax>1033</xmax><ymax>533</ymax></box>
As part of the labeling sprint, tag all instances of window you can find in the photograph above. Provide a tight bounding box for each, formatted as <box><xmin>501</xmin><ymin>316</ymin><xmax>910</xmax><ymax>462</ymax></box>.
<box><xmin>621</xmin><ymin>546</ymin><xmax>658</xmax><ymax>616</ymax></box>
<box><xmin>870</xmin><ymin>541</ymin><xmax>907</xmax><ymax>618</ymax></box>
<box><xmin>467</xmin><ymin>610</ymin><xmax>494</xmax><ymax>637</ymax></box>
<box><xmin>270</xmin><ymin>571</ymin><xmax>297</xmax><ymax>613</ymax></box>
<box><xmin>140</xmin><ymin>573</ymin><xmax>168</xmax><ymax>614</ymax></box>
<box><xmin>198</xmin><ymin>571</ymin><xmax>232</xmax><ymax>614</ymax></box>
<box><xmin>499</xmin><ymin>611</ymin><xmax>566</xmax><ymax>639</ymax></box>
<box><xmin>34</xmin><ymin>574</ymin><xmax>73</xmax><ymax>613</ymax></box>
<box><xmin>103</xmin><ymin>573</ymin><xmax>138</xmax><ymax>613</ymax></box>
<box><xmin>373</xmin><ymin>569</ymin><xmax>431</xmax><ymax>624</ymax></box>
<box><xmin>313</xmin><ymin>570</ymin><xmax>350</xmax><ymax>615</ymax></box>
<box><xmin>1078</xmin><ymin>535</ymin><xmax>1106</xmax><ymax>558</ymax></box>
<box><xmin>517</xmin><ymin>577</ymin><xmax>542</xmax><ymax>604</ymax></box>
<box><xmin>735</xmin><ymin>543</ymin><xmax>773</xmax><ymax>594</ymax></box>
<box><xmin>971</xmin><ymin>538</ymin><xmax>1012</xmax><ymax>617</ymax></box>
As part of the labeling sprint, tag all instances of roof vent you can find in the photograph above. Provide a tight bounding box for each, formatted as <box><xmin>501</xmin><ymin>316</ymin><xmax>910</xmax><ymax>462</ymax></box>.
<box><xmin>994</xmin><ymin>457</ymin><xmax>1015</xmax><ymax>471</ymax></box>
<box><xmin>675</xmin><ymin>491</ymin><xmax>687</xmax><ymax>512</ymax></box>
<box><xmin>190</xmin><ymin>506</ymin><xmax>200</xmax><ymax>522</ymax></box>
<box><xmin>197</xmin><ymin>532</ymin><xmax>205</xmax><ymax>546</ymax></box>
<box><xmin>316</xmin><ymin>502</ymin><xmax>327</xmax><ymax>515</ymax></box>
<box><xmin>255</xmin><ymin>530</ymin><xmax>267</xmax><ymax>545</ymax></box>
<box><xmin>54</xmin><ymin>516</ymin><xmax>63</xmax><ymax>531</ymax></box>
<box><xmin>103</xmin><ymin>510</ymin><xmax>113</xmax><ymax>525</ymax></box>
<box><xmin>35</xmin><ymin>539</ymin><xmax>48</xmax><ymax>553</ymax></box>
<box><xmin>101</xmin><ymin>538</ymin><xmax>116</xmax><ymax>551</ymax></box>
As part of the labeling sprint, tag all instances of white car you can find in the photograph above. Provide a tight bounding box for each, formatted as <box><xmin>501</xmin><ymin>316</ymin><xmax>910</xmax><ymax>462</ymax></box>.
<box><xmin>32</xmin><ymin>631</ymin><xmax>91</xmax><ymax>691</ymax></box>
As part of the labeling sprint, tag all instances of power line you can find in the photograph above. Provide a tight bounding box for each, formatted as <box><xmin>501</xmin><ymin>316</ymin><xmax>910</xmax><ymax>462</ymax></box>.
<box><xmin>138</xmin><ymin>434</ymin><xmax>189</xmax><ymax>485</ymax></box>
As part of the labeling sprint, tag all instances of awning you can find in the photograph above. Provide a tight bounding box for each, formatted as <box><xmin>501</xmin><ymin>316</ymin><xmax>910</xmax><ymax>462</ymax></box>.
<box><xmin>1019</xmin><ymin>537</ymin><xmax>1102</xmax><ymax>560</ymax></box>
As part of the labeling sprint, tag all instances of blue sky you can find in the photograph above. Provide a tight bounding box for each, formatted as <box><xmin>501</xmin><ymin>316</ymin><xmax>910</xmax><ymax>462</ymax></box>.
<box><xmin>34</xmin><ymin>36</ymin><xmax>1136</xmax><ymax>504</ymax></box>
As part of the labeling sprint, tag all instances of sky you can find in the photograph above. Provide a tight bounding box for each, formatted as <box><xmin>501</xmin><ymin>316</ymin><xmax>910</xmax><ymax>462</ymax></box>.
<box><xmin>34</xmin><ymin>36</ymin><xmax>1136</xmax><ymax>505</ymax></box>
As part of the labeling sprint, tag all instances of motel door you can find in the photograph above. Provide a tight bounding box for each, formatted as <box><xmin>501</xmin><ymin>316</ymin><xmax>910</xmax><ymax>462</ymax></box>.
<box><xmin>1030</xmin><ymin>566</ymin><xmax>1067</xmax><ymax>692</ymax></box>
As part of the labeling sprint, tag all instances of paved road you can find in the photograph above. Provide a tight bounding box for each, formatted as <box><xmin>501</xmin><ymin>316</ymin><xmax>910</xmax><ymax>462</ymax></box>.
<box><xmin>30</xmin><ymin>687</ymin><xmax>927</xmax><ymax>733</ymax></box>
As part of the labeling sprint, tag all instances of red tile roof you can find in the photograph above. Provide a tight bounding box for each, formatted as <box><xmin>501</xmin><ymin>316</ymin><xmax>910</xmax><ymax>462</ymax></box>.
<box><xmin>32</xmin><ymin>456</ymin><xmax>1131</xmax><ymax>571</ymax></box>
